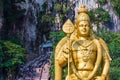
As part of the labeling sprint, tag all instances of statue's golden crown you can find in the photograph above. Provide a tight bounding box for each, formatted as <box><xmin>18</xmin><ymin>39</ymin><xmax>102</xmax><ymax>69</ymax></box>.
<box><xmin>76</xmin><ymin>5</ymin><xmax>90</xmax><ymax>24</ymax></box>
<box><xmin>78</xmin><ymin>5</ymin><xmax>87</xmax><ymax>14</ymax></box>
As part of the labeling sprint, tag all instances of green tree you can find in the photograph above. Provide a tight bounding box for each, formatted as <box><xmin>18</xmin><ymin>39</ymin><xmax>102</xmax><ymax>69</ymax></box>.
<box><xmin>0</xmin><ymin>41</ymin><xmax>26</xmax><ymax>79</ymax></box>
<box><xmin>97</xmin><ymin>29</ymin><xmax>120</xmax><ymax>80</ymax></box>
<box><xmin>88</xmin><ymin>8</ymin><xmax>110</xmax><ymax>32</ymax></box>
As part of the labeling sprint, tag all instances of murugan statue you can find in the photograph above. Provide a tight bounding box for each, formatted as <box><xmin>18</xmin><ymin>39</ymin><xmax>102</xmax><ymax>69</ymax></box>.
<box><xmin>55</xmin><ymin>5</ymin><xmax>111</xmax><ymax>80</ymax></box>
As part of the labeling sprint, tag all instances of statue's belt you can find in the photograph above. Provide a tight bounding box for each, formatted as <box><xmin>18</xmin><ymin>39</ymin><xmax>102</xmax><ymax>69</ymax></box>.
<box><xmin>76</xmin><ymin>68</ymin><xmax>93</xmax><ymax>71</ymax></box>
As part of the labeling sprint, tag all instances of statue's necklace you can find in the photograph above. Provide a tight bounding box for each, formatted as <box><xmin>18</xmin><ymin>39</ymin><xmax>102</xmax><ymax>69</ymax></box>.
<box><xmin>77</xmin><ymin>40</ymin><xmax>93</xmax><ymax>48</ymax></box>
<box><xmin>77</xmin><ymin>40</ymin><xmax>93</xmax><ymax>62</ymax></box>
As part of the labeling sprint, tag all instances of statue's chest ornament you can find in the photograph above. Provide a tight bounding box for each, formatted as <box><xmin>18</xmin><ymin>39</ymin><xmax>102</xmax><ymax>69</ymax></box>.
<box><xmin>74</xmin><ymin>40</ymin><xmax>95</xmax><ymax>62</ymax></box>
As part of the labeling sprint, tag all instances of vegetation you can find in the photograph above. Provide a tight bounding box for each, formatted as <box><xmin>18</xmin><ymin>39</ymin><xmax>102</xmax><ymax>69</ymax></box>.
<box><xmin>110</xmin><ymin>0</ymin><xmax>120</xmax><ymax>16</ymax></box>
<box><xmin>98</xmin><ymin>0</ymin><xmax>107</xmax><ymax>5</ymax></box>
<box><xmin>54</xmin><ymin>3</ymin><xmax>62</xmax><ymax>12</ymax></box>
<box><xmin>50</xmin><ymin>31</ymin><xmax>66</xmax><ymax>47</ymax></box>
<box><xmin>97</xmin><ymin>29</ymin><xmax>120</xmax><ymax>58</ymax></box>
<box><xmin>41</xmin><ymin>15</ymin><xmax>55</xmax><ymax>23</ymax></box>
<box><xmin>88</xmin><ymin>8</ymin><xmax>110</xmax><ymax>25</ymax></box>
<box><xmin>49</xmin><ymin>31</ymin><xmax>66</xmax><ymax>79</ymax></box>
<box><xmin>88</xmin><ymin>8</ymin><xmax>110</xmax><ymax>32</ymax></box>
<box><xmin>62</xmin><ymin>5</ymin><xmax>69</xmax><ymax>14</ymax></box>
<box><xmin>97</xmin><ymin>29</ymin><xmax>120</xmax><ymax>80</ymax></box>
<box><xmin>0</xmin><ymin>40</ymin><xmax>26</xmax><ymax>79</ymax></box>
<box><xmin>54</xmin><ymin>1</ymin><xmax>71</xmax><ymax>24</ymax></box>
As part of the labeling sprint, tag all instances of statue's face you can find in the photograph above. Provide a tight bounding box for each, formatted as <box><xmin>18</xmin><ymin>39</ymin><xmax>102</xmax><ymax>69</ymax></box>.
<box><xmin>78</xmin><ymin>21</ymin><xmax>90</xmax><ymax>36</ymax></box>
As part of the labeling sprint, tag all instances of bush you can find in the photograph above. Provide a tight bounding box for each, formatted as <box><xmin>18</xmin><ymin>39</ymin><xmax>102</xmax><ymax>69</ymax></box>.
<box><xmin>97</xmin><ymin>29</ymin><xmax>120</xmax><ymax>79</ymax></box>
<box><xmin>0</xmin><ymin>40</ymin><xmax>26</xmax><ymax>78</ymax></box>
<box><xmin>49</xmin><ymin>31</ymin><xmax>66</xmax><ymax>79</ymax></box>
<box><xmin>97</xmin><ymin>29</ymin><xmax>120</xmax><ymax>58</ymax></box>
<box><xmin>110</xmin><ymin>68</ymin><xmax>120</xmax><ymax>80</ymax></box>
<box><xmin>98</xmin><ymin>0</ymin><xmax>107</xmax><ymax>5</ymax></box>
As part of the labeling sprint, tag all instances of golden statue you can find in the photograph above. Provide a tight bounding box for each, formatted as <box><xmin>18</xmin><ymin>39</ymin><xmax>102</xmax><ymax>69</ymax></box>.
<box><xmin>55</xmin><ymin>5</ymin><xmax>111</xmax><ymax>80</ymax></box>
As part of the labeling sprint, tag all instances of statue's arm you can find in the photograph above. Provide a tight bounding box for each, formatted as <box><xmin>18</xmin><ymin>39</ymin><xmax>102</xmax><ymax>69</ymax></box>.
<box><xmin>97</xmin><ymin>38</ymin><xmax>111</xmax><ymax>80</ymax></box>
<box><xmin>92</xmin><ymin>39</ymin><xmax>110</xmax><ymax>80</ymax></box>
<box><xmin>56</xmin><ymin>51</ymin><xmax>68</xmax><ymax>67</ymax></box>
<box><xmin>101</xmin><ymin>47</ymin><xmax>110</xmax><ymax>79</ymax></box>
<box><xmin>56</xmin><ymin>38</ymin><xmax>74</xmax><ymax>67</ymax></box>
<box><xmin>56</xmin><ymin>44</ymin><xmax>70</xmax><ymax>67</ymax></box>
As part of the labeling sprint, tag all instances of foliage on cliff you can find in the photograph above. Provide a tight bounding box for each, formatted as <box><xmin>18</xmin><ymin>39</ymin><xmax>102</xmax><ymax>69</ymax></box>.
<box><xmin>110</xmin><ymin>0</ymin><xmax>120</xmax><ymax>16</ymax></box>
<box><xmin>49</xmin><ymin>31</ymin><xmax>66</xmax><ymax>79</ymax></box>
<box><xmin>97</xmin><ymin>29</ymin><xmax>120</xmax><ymax>80</ymax></box>
<box><xmin>98</xmin><ymin>0</ymin><xmax>107</xmax><ymax>5</ymax></box>
<box><xmin>88</xmin><ymin>8</ymin><xmax>110</xmax><ymax>25</ymax></box>
<box><xmin>0</xmin><ymin>40</ymin><xmax>26</xmax><ymax>78</ymax></box>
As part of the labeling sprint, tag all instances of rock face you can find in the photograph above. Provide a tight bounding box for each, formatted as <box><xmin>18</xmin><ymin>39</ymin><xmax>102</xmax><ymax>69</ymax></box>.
<box><xmin>14</xmin><ymin>0</ymin><xmax>53</xmax><ymax>54</ymax></box>
<box><xmin>1</xmin><ymin>0</ymin><xmax>120</xmax><ymax>54</ymax></box>
<box><xmin>1</xmin><ymin>0</ymin><xmax>54</xmax><ymax>54</ymax></box>
<box><xmin>17</xmin><ymin>0</ymin><xmax>39</xmax><ymax>53</ymax></box>
<box><xmin>102</xmin><ymin>0</ymin><xmax>120</xmax><ymax>33</ymax></box>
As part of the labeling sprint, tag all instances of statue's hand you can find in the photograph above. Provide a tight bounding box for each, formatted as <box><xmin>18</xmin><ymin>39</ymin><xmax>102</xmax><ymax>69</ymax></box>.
<box><xmin>95</xmin><ymin>76</ymin><xmax>105</xmax><ymax>80</ymax></box>
<box><xmin>70</xmin><ymin>74</ymin><xmax>78</xmax><ymax>80</ymax></box>
<box><xmin>63</xmin><ymin>45</ymin><xmax>71</xmax><ymax>54</ymax></box>
<box><xmin>63</xmin><ymin>47</ymin><xmax>70</xmax><ymax>54</ymax></box>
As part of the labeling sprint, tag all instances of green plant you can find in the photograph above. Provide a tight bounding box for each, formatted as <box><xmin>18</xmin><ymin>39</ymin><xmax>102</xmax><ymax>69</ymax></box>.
<box><xmin>110</xmin><ymin>0</ymin><xmax>120</xmax><ymax>16</ymax></box>
<box><xmin>97</xmin><ymin>29</ymin><xmax>120</xmax><ymax>79</ymax></box>
<box><xmin>97</xmin><ymin>29</ymin><xmax>120</xmax><ymax>58</ymax></box>
<box><xmin>98</xmin><ymin>0</ymin><xmax>107</xmax><ymax>5</ymax></box>
<box><xmin>88</xmin><ymin>8</ymin><xmax>110</xmax><ymax>24</ymax></box>
<box><xmin>0</xmin><ymin>40</ymin><xmax>26</xmax><ymax>78</ymax></box>
<box><xmin>110</xmin><ymin>68</ymin><xmax>120</xmax><ymax>80</ymax></box>
<box><xmin>62</xmin><ymin>5</ymin><xmax>69</xmax><ymax>13</ymax></box>
<box><xmin>111</xmin><ymin>57</ymin><xmax>120</xmax><ymax>68</ymax></box>
<box><xmin>41</xmin><ymin>15</ymin><xmax>54</xmax><ymax>23</ymax></box>
<box><xmin>88</xmin><ymin>8</ymin><xmax>110</xmax><ymax>32</ymax></box>
<box><xmin>54</xmin><ymin>3</ymin><xmax>62</xmax><ymax>12</ymax></box>
<box><xmin>50</xmin><ymin>31</ymin><xmax>66</xmax><ymax>79</ymax></box>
